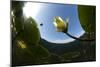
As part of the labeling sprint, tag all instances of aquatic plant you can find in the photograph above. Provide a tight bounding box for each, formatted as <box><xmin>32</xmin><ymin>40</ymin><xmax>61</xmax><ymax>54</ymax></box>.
<box><xmin>53</xmin><ymin>15</ymin><xmax>95</xmax><ymax>41</ymax></box>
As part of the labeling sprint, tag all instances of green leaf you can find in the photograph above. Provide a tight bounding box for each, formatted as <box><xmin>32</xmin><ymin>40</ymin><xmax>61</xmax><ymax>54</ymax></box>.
<box><xmin>27</xmin><ymin>45</ymin><xmax>50</xmax><ymax>59</ymax></box>
<box><xmin>11</xmin><ymin>1</ymin><xmax>24</xmax><ymax>32</ymax></box>
<box><xmin>78</xmin><ymin>5</ymin><xmax>96</xmax><ymax>33</ymax></box>
<box><xmin>20</xmin><ymin>17</ymin><xmax>40</xmax><ymax>45</ymax></box>
<box><xmin>12</xmin><ymin>39</ymin><xmax>50</xmax><ymax>65</ymax></box>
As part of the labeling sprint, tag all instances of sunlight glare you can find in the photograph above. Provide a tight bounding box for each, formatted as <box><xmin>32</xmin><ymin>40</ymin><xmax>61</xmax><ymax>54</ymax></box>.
<box><xmin>23</xmin><ymin>2</ymin><xmax>42</xmax><ymax>18</ymax></box>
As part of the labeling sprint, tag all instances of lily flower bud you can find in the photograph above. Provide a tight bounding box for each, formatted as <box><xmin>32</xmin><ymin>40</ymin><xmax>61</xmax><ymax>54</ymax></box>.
<box><xmin>53</xmin><ymin>16</ymin><xmax>69</xmax><ymax>33</ymax></box>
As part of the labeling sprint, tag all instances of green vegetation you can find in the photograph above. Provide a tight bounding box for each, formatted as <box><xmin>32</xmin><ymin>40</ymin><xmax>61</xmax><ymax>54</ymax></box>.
<box><xmin>78</xmin><ymin>5</ymin><xmax>96</xmax><ymax>33</ymax></box>
<box><xmin>11</xmin><ymin>1</ymin><xmax>50</xmax><ymax>66</ymax></box>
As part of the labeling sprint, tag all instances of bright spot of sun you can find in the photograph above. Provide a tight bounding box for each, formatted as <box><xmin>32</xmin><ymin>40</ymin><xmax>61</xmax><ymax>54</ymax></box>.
<box><xmin>23</xmin><ymin>2</ymin><xmax>42</xmax><ymax>18</ymax></box>
<box><xmin>17</xmin><ymin>40</ymin><xmax>26</xmax><ymax>49</ymax></box>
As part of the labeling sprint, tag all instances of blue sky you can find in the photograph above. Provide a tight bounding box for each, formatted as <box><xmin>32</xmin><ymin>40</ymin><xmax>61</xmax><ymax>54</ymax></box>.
<box><xmin>23</xmin><ymin>2</ymin><xmax>85</xmax><ymax>44</ymax></box>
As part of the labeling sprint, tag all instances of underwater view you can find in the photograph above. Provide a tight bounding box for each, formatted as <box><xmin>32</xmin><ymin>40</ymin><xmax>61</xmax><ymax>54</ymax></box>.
<box><xmin>11</xmin><ymin>1</ymin><xmax>96</xmax><ymax>66</ymax></box>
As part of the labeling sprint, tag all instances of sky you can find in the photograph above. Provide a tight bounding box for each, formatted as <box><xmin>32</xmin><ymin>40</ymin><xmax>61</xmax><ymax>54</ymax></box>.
<box><xmin>23</xmin><ymin>2</ymin><xmax>85</xmax><ymax>44</ymax></box>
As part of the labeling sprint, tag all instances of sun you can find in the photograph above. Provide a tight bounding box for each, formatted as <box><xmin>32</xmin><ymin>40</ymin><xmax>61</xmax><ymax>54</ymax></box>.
<box><xmin>23</xmin><ymin>2</ymin><xmax>42</xmax><ymax>18</ymax></box>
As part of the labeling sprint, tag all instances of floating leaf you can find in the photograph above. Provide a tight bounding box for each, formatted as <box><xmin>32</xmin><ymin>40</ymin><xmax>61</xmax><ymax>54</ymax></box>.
<box><xmin>78</xmin><ymin>5</ymin><xmax>96</xmax><ymax>33</ymax></box>
<box><xmin>12</xmin><ymin>39</ymin><xmax>50</xmax><ymax>66</ymax></box>
<box><xmin>11</xmin><ymin>1</ymin><xmax>24</xmax><ymax>32</ymax></box>
<box><xmin>20</xmin><ymin>17</ymin><xmax>40</xmax><ymax>45</ymax></box>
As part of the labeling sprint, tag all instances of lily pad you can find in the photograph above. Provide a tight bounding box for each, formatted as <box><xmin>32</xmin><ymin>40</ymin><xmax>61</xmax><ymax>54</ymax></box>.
<box><xmin>20</xmin><ymin>17</ymin><xmax>40</xmax><ymax>45</ymax></box>
<box><xmin>12</xmin><ymin>39</ymin><xmax>50</xmax><ymax>66</ymax></box>
<box><xmin>12</xmin><ymin>1</ymin><xmax>24</xmax><ymax>32</ymax></box>
<box><xmin>78</xmin><ymin>5</ymin><xmax>96</xmax><ymax>33</ymax></box>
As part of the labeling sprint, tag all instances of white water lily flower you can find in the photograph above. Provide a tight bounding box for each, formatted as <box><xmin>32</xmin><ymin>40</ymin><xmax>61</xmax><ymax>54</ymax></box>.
<box><xmin>53</xmin><ymin>16</ymin><xmax>69</xmax><ymax>32</ymax></box>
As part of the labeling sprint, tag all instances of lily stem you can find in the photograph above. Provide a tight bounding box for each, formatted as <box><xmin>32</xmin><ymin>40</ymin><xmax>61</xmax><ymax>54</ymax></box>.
<box><xmin>65</xmin><ymin>32</ymin><xmax>95</xmax><ymax>41</ymax></box>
